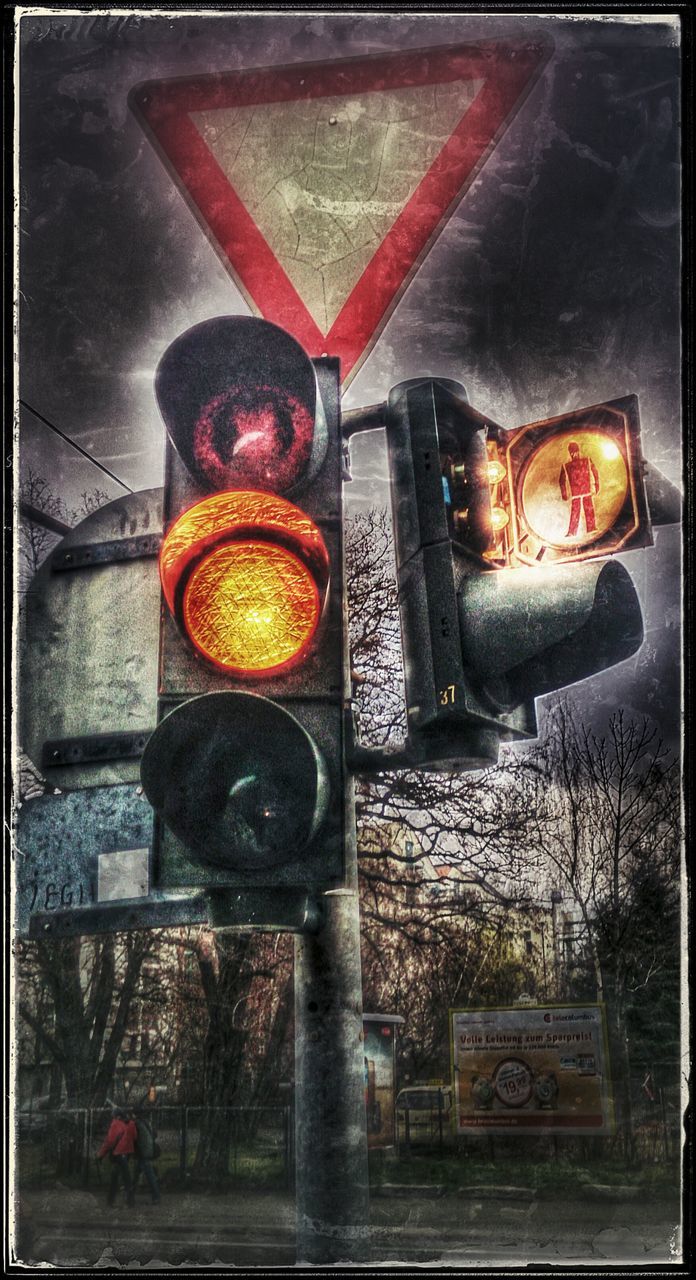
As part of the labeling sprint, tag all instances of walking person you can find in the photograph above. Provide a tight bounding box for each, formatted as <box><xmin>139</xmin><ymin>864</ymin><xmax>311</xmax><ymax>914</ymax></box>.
<box><xmin>97</xmin><ymin>1107</ymin><xmax>137</xmax><ymax>1208</ymax></box>
<box><xmin>131</xmin><ymin>1108</ymin><xmax>161</xmax><ymax>1204</ymax></box>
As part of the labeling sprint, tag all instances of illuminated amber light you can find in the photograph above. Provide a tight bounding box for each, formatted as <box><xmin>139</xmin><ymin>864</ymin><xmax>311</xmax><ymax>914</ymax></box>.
<box><xmin>160</xmin><ymin>489</ymin><xmax>330</xmax><ymax>676</ymax></box>
<box><xmin>184</xmin><ymin>541</ymin><xmax>320</xmax><ymax>673</ymax></box>
<box><xmin>487</xmin><ymin>459</ymin><xmax>507</xmax><ymax>485</ymax></box>
<box><xmin>491</xmin><ymin>506</ymin><xmax>510</xmax><ymax>532</ymax></box>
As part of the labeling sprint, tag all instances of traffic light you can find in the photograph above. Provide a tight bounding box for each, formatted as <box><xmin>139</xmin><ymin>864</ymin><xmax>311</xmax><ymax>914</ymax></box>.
<box><xmin>354</xmin><ymin>377</ymin><xmax>645</xmax><ymax>772</ymax></box>
<box><xmin>496</xmin><ymin>395</ymin><xmax>651</xmax><ymax>567</ymax></box>
<box><xmin>140</xmin><ymin>317</ymin><xmax>346</xmax><ymax>918</ymax></box>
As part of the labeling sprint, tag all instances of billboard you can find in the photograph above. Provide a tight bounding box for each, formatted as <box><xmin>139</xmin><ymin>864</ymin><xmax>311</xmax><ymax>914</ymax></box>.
<box><xmin>451</xmin><ymin>1003</ymin><xmax>614</xmax><ymax>1135</ymax></box>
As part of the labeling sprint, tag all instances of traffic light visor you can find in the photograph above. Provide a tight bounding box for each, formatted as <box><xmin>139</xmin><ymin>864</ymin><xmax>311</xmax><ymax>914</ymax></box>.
<box><xmin>160</xmin><ymin>490</ymin><xmax>330</xmax><ymax>676</ymax></box>
<box><xmin>155</xmin><ymin>316</ymin><xmax>328</xmax><ymax>496</ymax></box>
<box><xmin>459</xmin><ymin>558</ymin><xmax>643</xmax><ymax>711</ymax></box>
<box><xmin>140</xmin><ymin>693</ymin><xmax>330</xmax><ymax>870</ymax></box>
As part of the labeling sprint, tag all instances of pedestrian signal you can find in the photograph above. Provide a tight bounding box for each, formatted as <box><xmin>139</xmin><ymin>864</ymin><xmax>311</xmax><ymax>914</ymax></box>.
<box><xmin>370</xmin><ymin>378</ymin><xmax>646</xmax><ymax>771</ymax></box>
<box><xmin>492</xmin><ymin>396</ymin><xmax>651</xmax><ymax>566</ymax></box>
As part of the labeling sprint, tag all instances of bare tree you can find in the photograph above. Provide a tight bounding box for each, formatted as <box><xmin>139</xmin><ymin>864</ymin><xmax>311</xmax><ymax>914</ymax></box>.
<box><xmin>346</xmin><ymin>506</ymin><xmax>555</xmax><ymax>1086</ymax></box>
<box><xmin>186</xmin><ymin>930</ymin><xmax>293</xmax><ymax>1175</ymax></box>
<box><xmin>17</xmin><ymin>933</ymin><xmax>156</xmax><ymax>1107</ymax></box>
<box><xmin>360</xmin><ymin>848</ymin><xmax>544</xmax><ymax>1080</ymax></box>
<box><xmin>347</xmin><ymin>506</ymin><xmax>405</xmax><ymax>747</ymax></box>
<box><xmin>18</xmin><ymin>470</ymin><xmax>70</xmax><ymax>586</ymax></box>
<box><xmin>18</xmin><ymin>470</ymin><xmax>110</xmax><ymax>587</ymax></box>
<box><xmin>346</xmin><ymin>506</ymin><xmax>541</xmax><ymax>913</ymax></box>
<box><xmin>513</xmin><ymin>700</ymin><xmax>681</xmax><ymax>1159</ymax></box>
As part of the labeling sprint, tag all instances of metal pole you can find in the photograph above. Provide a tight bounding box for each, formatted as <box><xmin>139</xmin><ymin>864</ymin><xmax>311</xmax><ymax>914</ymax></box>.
<box><xmin>180</xmin><ymin>1105</ymin><xmax>187</xmax><ymax>1179</ymax></box>
<box><xmin>540</xmin><ymin>924</ymin><xmax>548</xmax><ymax>1000</ymax></box>
<box><xmin>294</xmin><ymin>779</ymin><xmax>369</xmax><ymax>1264</ymax></box>
<box><xmin>659</xmin><ymin>1086</ymin><xmax>670</xmax><ymax>1161</ymax></box>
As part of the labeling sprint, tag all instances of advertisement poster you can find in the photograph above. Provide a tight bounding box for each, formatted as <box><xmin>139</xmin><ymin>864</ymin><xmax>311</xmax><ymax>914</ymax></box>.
<box><xmin>363</xmin><ymin>1014</ymin><xmax>401</xmax><ymax>1149</ymax></box>
<box><xmin>451</xmin><ymin>1004</ymin><xmax>614</xmax><ymax>1135</ymax></box>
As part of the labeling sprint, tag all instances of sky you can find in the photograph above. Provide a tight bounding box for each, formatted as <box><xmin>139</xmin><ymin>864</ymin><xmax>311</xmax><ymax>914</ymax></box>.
<box><xmin>16</xmin><ymin>9</ymin><xmax>683</xmax><ymax>751</ymax></box>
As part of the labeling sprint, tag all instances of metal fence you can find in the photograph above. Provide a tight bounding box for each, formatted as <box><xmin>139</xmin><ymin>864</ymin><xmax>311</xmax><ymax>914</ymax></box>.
<box><xmin>16</xmin><ymin>1085</ymin><xmax>679</xmax><ymax>1190</ymax></box>
<box><xmin>627</xmin><ymin>1086</ymin><xmax>681</xmax><ymax>1163</ymax></box>
<box><xmin>15</xmin><ymin>1104</ymin><xmax>293</xmax><ymax>1191</ymax></box>
<box><xmin>394</xmin><ymin>1083</ymin><xmax>681</xmax><ymax>1163</ymax></box>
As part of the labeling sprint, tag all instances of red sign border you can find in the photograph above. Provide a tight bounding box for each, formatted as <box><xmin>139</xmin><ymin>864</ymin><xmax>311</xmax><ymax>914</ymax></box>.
<box><xmin>130</xmin><ymin>39</ymin><xmax>552</xmax><ymax>384</ymax></box>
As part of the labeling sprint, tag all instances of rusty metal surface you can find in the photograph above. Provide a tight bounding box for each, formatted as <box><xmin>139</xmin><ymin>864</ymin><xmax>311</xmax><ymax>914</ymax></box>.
<box><xmin>14</xmin><ymin>784</ymin><xmax>208</xmax><ymax>938</ymax></box>
<box><xmin>15</xmin><ymin>784</ymin><xmax>331</xmax><ymax>937</ymax></box>
<box><xmin>20</xmin><ymin>489</ymin><xmax>163</xmax><ymax>790</ymax></box>
<box><xmin>41</xmin><ymin>728</ymin><xmax>154</xmax><ymax>769</ymax></box>
<box><xmin>52</xmin><ymin>532</ymin><xmax>162</xmax><ymax>570</ymax></box>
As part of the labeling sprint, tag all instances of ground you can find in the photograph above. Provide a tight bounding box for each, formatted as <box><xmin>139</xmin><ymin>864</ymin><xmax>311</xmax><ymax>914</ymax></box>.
<box><xmin>15</xmin><ymin>1183</ymin><xmax>681</xmax><ymax>1268</ymax></box>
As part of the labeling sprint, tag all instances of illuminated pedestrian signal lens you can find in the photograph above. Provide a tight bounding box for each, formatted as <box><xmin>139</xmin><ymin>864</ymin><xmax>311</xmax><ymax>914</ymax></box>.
<box><xmin>505</xmin><ymin>399</ymin><xmax>647</xmax><ymax>567</ymax></box>
<box><xmin>183</xmin><ymin>540</ymin><xmax>320</xmax><ymax>674</ymax></box>
<box><xmin>160</xmin><ymin>489</ymin><xmax>330</xmax><ymax>677</ymax></box>
<box><xmin>521</xmin><ymin>428</ymin><xmax>629</xmax><ymax>548</ymax></box>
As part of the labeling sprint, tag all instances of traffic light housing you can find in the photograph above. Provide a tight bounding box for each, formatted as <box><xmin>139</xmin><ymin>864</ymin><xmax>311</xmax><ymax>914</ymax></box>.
<box><xmin>353</xmin><ymin>377</ymin><xmax>646</xmax><ymax>772</ymax></box>
<box><xmin>141</xmin><ymin>317</ymin><xmax>346</xmax><ymax>905</ymax></box>
<box><xmin>497</xmin><ymin>395</ymin><xmax>651</xmax><ymax>567</ymax></box>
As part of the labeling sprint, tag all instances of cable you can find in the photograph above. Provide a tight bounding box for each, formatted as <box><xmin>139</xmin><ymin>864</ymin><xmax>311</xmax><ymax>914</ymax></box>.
<box><xmin>19</xmin><ymin>399</ymin><xmax>133</xmax><ymax>494</ymax></box>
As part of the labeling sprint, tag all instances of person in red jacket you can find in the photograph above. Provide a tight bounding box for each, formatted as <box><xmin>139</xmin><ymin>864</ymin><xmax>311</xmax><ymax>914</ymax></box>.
<box><xmin>97</xmin><ymin>1107</ymin><xmax>137</xmax><ymax>1207</ymax></box>
<box><xmin>559</xmin><ymin>441</ymin><xmax>600</xmax><ymax>537</ymax></box>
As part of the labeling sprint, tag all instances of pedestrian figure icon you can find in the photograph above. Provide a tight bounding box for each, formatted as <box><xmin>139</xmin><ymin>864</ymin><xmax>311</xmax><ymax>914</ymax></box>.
<box><xmin>559</xmin><ymin>441</ymin><xmax>600</xmax><ymax>537</ymax></box>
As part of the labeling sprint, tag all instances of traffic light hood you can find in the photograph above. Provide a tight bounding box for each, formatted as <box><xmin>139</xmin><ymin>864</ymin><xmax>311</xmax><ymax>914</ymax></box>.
<box><xmin>155</xmin><ymin>316</ymin><xmax>328</xmax><ymax>497</ymax></box>
<box><xmin>459</xmin><ymin>558</ymin><xmax>644</xmax><ymax>712</ymax></box>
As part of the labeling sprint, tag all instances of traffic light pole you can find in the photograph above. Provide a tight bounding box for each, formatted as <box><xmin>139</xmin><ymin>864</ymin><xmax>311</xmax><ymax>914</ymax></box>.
<box><xmin>294</xmin><ymin>779</ymin><xmax>370</xmax><ymax>1264</ymax></box>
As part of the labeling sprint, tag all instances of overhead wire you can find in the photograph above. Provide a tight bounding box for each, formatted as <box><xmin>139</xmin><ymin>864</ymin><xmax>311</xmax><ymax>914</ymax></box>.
<box><xmin>19</xmin><ymin>398</ymin><xmax>134</xmax><ymax>494</ymax></box>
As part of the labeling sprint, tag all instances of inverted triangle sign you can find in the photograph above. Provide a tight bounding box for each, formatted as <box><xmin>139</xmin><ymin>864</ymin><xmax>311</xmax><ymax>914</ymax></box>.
<box><xmin>130</xmin><ymin>39</ymin><xmax>552</xmax><ymax>385</ymax></box>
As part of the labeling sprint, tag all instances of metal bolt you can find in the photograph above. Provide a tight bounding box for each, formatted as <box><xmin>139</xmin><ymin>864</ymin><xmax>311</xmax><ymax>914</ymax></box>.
<box><xmin>328</xmin><ymin>115</ymin><xmax>338</xmax><ymax>126</ymax></box>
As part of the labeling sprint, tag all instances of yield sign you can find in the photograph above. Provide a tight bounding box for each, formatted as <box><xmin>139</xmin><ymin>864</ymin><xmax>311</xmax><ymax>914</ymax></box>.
<box><xmin>131</xmin><ymin>39</ymin><xmax>551</xmax><ymax>385</ymax></box>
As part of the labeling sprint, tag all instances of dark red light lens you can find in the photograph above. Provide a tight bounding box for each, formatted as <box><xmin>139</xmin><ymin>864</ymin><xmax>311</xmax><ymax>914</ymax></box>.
<box><xmin>193</xmin><ymin>382</ymin><xmax>314</xmax><ymax>493</ymax></box>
